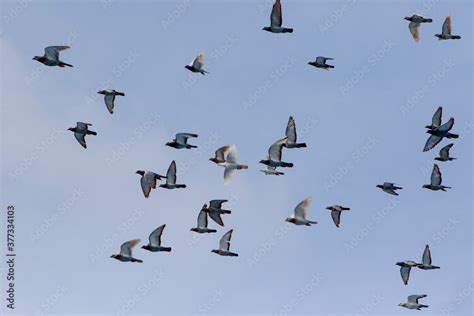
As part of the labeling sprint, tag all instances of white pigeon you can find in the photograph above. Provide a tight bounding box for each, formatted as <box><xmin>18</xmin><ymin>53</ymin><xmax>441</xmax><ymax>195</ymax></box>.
<box><xmin>399</xmin><ymin>295</ymin><xmax>429</xmax><ymax>310</ymax></box>
<box><xmin>97</xmin><ymin>89</ymin><xmax>125</xmax><ymax>114</ymax></box>
<box><xmin>110</xmin><ymin>239</ymin><xmax>142</xmax><ymax>263</ymax></box>
<box><xmin>141</xmin><ymin>224</ymin><xmax>172</xmax><ymax>252</ymax></box>
<box><xmin>211</xmin><ymin>229</ymin><xmax>238</xmax><ymax>257</ymax></box>
<box><xmin>215</xmin><ymin>145</ymin><xmax>248</xmax><ymax>185</ymax></box>
<box><xmin>286</xmin><ymin>197</ymin><xmax>318</xmax><ymax>226</ymax></box>
<box><xmin>185</xmin><ymin>53</ymin><xmax>209</xmax><ymax>75</ymax></box>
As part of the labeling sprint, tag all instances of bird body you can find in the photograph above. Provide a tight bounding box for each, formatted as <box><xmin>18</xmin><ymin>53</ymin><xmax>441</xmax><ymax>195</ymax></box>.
<box><xmin>33</xmin><ymin>46</ymin><xmax>73</xmax><ymax>67</ymax></box>
<box><xmin>204</xmin><ymin>200</ymin><xmax>231</xmax><ymax>227</ymax></box>
<box><xmin>308</xmin><ymin>57</ymin><xmax>334</xmax><ymax>70</ymax></box>
<box><xmin>376</xmin><ymin>182</ymin><xmax>402</xmax><ymax>196</ymax></box>
<box><xmin>399</xmin><ymin>295</ymin><xmax>428</xmax><ymax>310</ymax></box>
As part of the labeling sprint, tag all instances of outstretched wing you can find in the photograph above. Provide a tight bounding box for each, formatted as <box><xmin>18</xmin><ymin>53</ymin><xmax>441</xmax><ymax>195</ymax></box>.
<box><xmin>268</xmin><ymin>137</ymin><xmax>287</xmax><ymax>161</ymax></box>
<box><xmin>197</xmin><ymin>210</ymin><xmax>208</xmax><ymax>228</ymax></box>
<box><xmin>431</xmin><ymin>107</ymin><xmax>442</xmax><ymax>128</ymax></box>
<box><xmin>400</xmin><ymin>266</ymin><xmax>411</xmax><ymax>285</ymax></box>
<box><xmin>408</xmin><ymin>294</ymin><xmax>426</xmax><ymax>304</ymax></box>
<box><xmin>166</xmin><ymin>161</ymin><xmax>177</xmax><ymax>185</ymax></box>
<box><xmin>104</xmin><ymin>94</ymin><xmax>116</xmax><ymax>114</ymax></box>
<box><xmin>442</xmin><ymin>16</ymin><xmax>452</xmax><ymax>35</ymax></box>
<box><xmin>176</xmin><ymin>133</ymin><xmax>198</xmax><ymax>144</ymax></box>
<box><xmin>219</xmin><ymin>229</ymin><xmax>233</xmax><ymax>251</ymax></box>
<box><xmin>331</xmin><ymin>210</ymin><xmax>341</xmax><ymax>228</ymax></box>
<box><xmin>120</xmin><ymin>239</ymin><xmax>141</xmax><ymax>257</ymax></box>
<box><xmin>431</xmin><ymin>164</ymin><xmax>442</xmax><ymax>186</ymax></box>
<box><xmin>285</xmin><ymin>116</ymin><xmax>297</xmax><ymax>143</ymax></box>
<box><xmin>270</xmin><ymin>0</ymin><xmax>283</xmax><ymax>27</ymax></box>
<box><xmin>45</xmin><ymin>46</ymin><xmax>69</xmax><ymax>61</ymax></box>
<box><xmin>73</xmin><ymin>133</ymin><xmax>87</xmax><ymax>149</ymax></box>
<box><xmin>437</xmin><ymin>117</ymin><xmax>454</xmax><ymax>133</ymax></box>
<box><xmin>192</xmin><ymin>53</ymin><xmax>204</xmax><ymax>70</ymax></box>
<box><xmin>422</xmin><ymin>245</ymin><xmax>432</xmax><ymax>265</ymax></box>
<box><xmin>209</xmin><ymin>212</ymin><xmax>224</xmax><ymax>227</ymax></box>
<box><xmin>215</xmin><ymin>145</ymin><xmax>230</xmax><ymax>161</ymax></box>
<box><xmin>423</xmin><ymin>134</ymin><xmax>443</xmax><ymax>152</ymax></box>
<box><xmin>209</xmin><ymin>199</ymin><xmax>227</xmax><ymax>209</ymax></box>
<box><xmin>439</xmin><ymin>143</ymin><xmax>453</xmax><ymax>159</ymax></box>
<box><xmin>226</xmin><ymin>145</ymin><xmax>238</xmax><ymax>163</ymax></box>
<box><xmin>294</xmin><ymin>197</ymin><xmax>311</xmax><ymax>219</ymax></box>
<box><xmin>149</xmin><ymin>225</ymin><xmax>165</xmax><ymax>247</ymax></box>
<box><xmin>409</xmin><ymin>22</ymin><xmax>420</xmax><ymax>42</ymax></box>
<box><xmin>140</xmin><ymin>176</ymin><xmax>151</xmax><ymax>198</ymax></box>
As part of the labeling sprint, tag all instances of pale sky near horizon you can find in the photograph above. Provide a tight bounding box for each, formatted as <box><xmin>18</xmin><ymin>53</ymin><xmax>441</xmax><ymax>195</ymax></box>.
<box><xmin>1</xmin><ymin>0</ymin><xmax>472</xmax><ymax>315</ymax></box>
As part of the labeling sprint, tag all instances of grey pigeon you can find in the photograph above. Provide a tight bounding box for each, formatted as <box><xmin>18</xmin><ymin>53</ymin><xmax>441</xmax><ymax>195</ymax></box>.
<box><xmin>33</xmin><ymin>46</ymin><xmax>73</xmax><ymax>67</ymax></box>
<box><xmin>435</xmin><ymin>16</ymin><xmax>461</xmax><ymax>40</ymax></box>
<box><xmin>212</xmin><ymin>229</ymin><xmax>238</xmax><ymax>257</ymax></box>
<box><xmin>423</xmin><ymin>117</ymin><xmax>459</xmax><ymax>152</ymax></box>
<box><xmin>204</xmin><ymin>200</ymin><xmax>231</xmax><ymax>227</ymax></box>
<box><xmin>259</xmin><ymin>136</ymin><xmax>294</xmax><ymax>168</ymax></box>
<box><xmin>160</xmin><ymin>161</ymin><xmax>186</xmax><ymax>189</ymax></box>
<box><xmin>166</xmin><ymin>133</ymin><xmax>198</xmax><ymax>149</ymax></box>
<box><xmin>435</xmin><ymin>143</ymin><xmax>456</xmax><ymax>162</ymax></box>
<box><xmin>260</xmin><ymin>165</ymin><xmax>284</xmax><ymax>176</ymax></box>
<box><xmin>425</xmin><ymin>107</ymin><xmax>442</xmax><ymax>130</ymax></box>
<box><xmin>423</xmin><ymin>164</ymin><xmax>451</xmax><ymax>191</ymax></box>
<box><xmin>209</xmin><ymin>145</ymin><xmax>230</xmax><ymax>164</ymax></box>
<box><xmin>190</xmin><ymin>207</ymin><xmax>217</xmax><ymax>234</ymax></box>
<box><xmin>141</xmin><ymin>224</ymin><xmax>172</xmax><ymax>252</ymax></box>
<box><xmin>185</xmin><ymin>53</ymin><xmax>209</xmax><ymax>75</ymax></box>
<box><xmin>395</xmin><ymin>261</ymin><xmax>421</xmax><ymax>285</ymax></box>
<box><xmin>404</xmin><ymin>14</ymin><xmax>433</xmax><ymax>42</ymax></box>
<box><xmin>68</xmin><ymin>122</ymin><xmax>97</xmax><ymax>149</ymax></box>
<box><xmin>418</xmin><ymin>244</ymin><xmax>440</xmax><ymax>270</ymax></box>
<box><xmin>283</xmin><ymin>116</ymin><xmax>307</xmax><ymax>148</ymax></box>
<box><xmin>262</xmin><ymin>0</ymin><xmax>293</xmax><ymax>33</ymax></box>
<box><xmin>308</xmin><ymin>57</ymin><xmax>334</xmax><ymax>70</ymax></box>
<box><xmin>136</xmin><ymin>170</ymin><xmax>166</xmax><ymax>198</ymax></box>
<box><xmin>97</xmin><ymin>89</ymin><xmax>125</xmax><ymax>114</ymax></box>
<box><xmin>376</xmin><ymin>182</ymin><xmax>402</xmax><ymax>196</ymax></box>
<box><xmin>286</xmin><ymin>197</ymin><xmax>318</xmax><ymax>226</ymax></box>
<box><xmin>399</xmin><ymin>295</ymin><xmax>429</xmax><ymax>310</ymax></box>
<box><xmin>326</xmin><ymin>205</ymin><xmax>350</xmax><ymax>228</ymax></box>
<box><xmin>110</xmin><ymin>239</ymin><xmax>143</xmax><ymax>263</ymax></box>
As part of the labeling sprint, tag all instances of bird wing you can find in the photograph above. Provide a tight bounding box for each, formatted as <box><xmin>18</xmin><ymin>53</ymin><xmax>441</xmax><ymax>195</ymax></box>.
<box><xmin>149</xmin><ymin>225</ymin><xmax>165</xmax><ymax>247</ymax></box>
<box><xmin>315</xmin><ymin>56</ymin><xmax>325</xmax><ymax>64</ymax></box>
<box><xmin>400</xmin><ymin>266</ymin><xmax>411</xmax><ymax>285</ymax></box>
<box><xmin>409</xmin><ymin>22</ymin><xmax>420</xmax><ymax>42</ymax></box>
<box><xmin>215</xmin><ymin>145</ymin><xmax>230</xmax><ymax>161</ymax></box>
<box><xmin>226</xmin><ymin>145</ymin><xmax>238</xmax><ymax>163</ymax></box>
<box><xmin>76</xmin><ymin>122</ymin><xmax>92</xmax><ymax>130</ymax></box>
<box><xmin>192</xmin><ymin>53</ymin><xmax>204</xmax><ymax>70</ymax></box>
<box><xmin>431</xmin><ymin>164</ymin><xmax>442</xmax><ymax>186</ymax></box>
<box><xmin>269</xmin><ymin>137</ymin><xmax>287</xmax><ymax>161</ymax></box>
<box><xmin>439</xmin><ymin>143</ymin><xmax>453</xmax><ymax>159</ymax></box>
<box><xmin>197</xmin><ymin>209</ymin><xmax>208</xmax><ymax>228</ymax></box>
<box><xmin>383</xmin><ymin>188</ymin><xmax>398</xmax><ymax>196</ymax></box>
<box><xmin>209</xmin><ymin>199</ymin><xmax>227</xmax><ymax>209</ymax></box>
<box><xmin>408</xmin><ymin>294</ymin><xmax>426</xmax><ymax>304</ymax></box>
<box><xmin>431</xmin><ymin>107</ymin><xmax>442</xmax><ymax>128</ymax></box>
<box><xmin>219</xmin><ymin>229</ymin><xmax>233</xmax><ymax>251</ymax></box>
<box><xmin>223</xmin><ymin>167</ymin><xmax>235</xmax><ymax>185</ymax></box>
<box><xmin>120</xmin><ymin>239</ymin><xmax>140</xmax><ymax>257</ymax></box>
<box><xmin>442</xmin><ymin>16</ymin><xmax>452</xmax><ymax>35</ymax></box>
<box><xmin>437</xmin><ymin>117</ymin><xmax>454</xmax><ymax>132</ymax></box>
<box><xmin>176</xmin><ymin>133</ymin><xmax>198</xmax><ymax>144</ymax></box>
<box><xmin>422</xmin><ymin>245</ymin><xmax>432</xmax><ymax>265</ymax></box>
<box><xmin>45</xmin><ymin>46</ymin><xmax>69</xmax><ymax>61</ymax></box>
<box><xmin>145</xmin><ymin>172</ymin><xmax>158</xmax><ymax>188</ymax></box>
<box><xmin>285</xmin><ymin>116</ymin><xmax>297</xmax><ymax>143</ymax></box>
<box><xmin>166</xmin><ymin>161</ymin><xmax>177</xmax><ymax>185</ymax></box>
<box><xmin>73</xmin><ymin>132</ymin><xmax>86</xmax><ymax>149</ymax></box>
<box><xmin>209</xmin><ymin>212</ymin><xmax>224</xmax><ymax>227</ymax></box>
<box><xmin>294</xmin><ymin>197</ymin><xmax>312</xmax><ymax>219</ymax></box>
<box><xmin>104</xmin><ymin>94</ymin><xmax>115</xmax><ymax>114</ymax></box>
<box><xmin>423</xmin><ymin>134</ymin><xmax>443</xmax><ymax>152</ymax></box>
<box><xmin>270</xmin><ymin>0</ymin><xmax>283</xmax><ymax>27</ymax></box>
<box><xmin>331</xmin><ymin>211</ymin><xmax>341</xmax><ymax>227</ymax></box>
<box><xmin>140</xmin><ymin>176</ymin><xmax>151</xmax><ymax>198</ymax></box>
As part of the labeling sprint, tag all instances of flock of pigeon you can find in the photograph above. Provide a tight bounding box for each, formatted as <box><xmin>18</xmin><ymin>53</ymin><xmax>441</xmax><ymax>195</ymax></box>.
<box><xmin>31</xmin><ymin>0</ymin><xmax>463</xmax><ymax>311</ymax></box>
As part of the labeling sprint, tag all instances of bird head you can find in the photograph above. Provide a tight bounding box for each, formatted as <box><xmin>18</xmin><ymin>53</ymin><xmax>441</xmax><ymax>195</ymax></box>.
<box><xmin>395</xmin><ymin>261</ymin><xmax>404</xmax><ymax>266</ymax></box>
<box><xmin>211</xmin><ymin>249</ymin><xmax>219</xmax><ymax>254</ymax></box>
<box><xmin>67</xmin><ymin>127</ymin><xmax>75</xmax><ymax>132</ymax></box>
<box><xmin>285</xmin><ymin>217</ymin><xmax>295</xmax><ymax>223</ymax></box>
<box><xmin>422</xmin><ymin>184</ymin><xmax>430</xmax><ymax>189</ymax></box>
<box><xmin>190</xmin><ymin>228</ymin><xmax>198</xmax><ymax>232</ymax></box>
<box><xmin>110</xmin><ymin>254</ymin><xmax>117</xmax><ymax>259</ymax></box>
<box><xmin>141</xmin><ymin>245</ymin><xmax>149</xmax><ymax>250</ymax></box>
<box><xmin>262</xmin><ymin>27</ymin><xmax>271</xmax><ymax>32</ymax></box>
<box><xmin>426</xmin><ymin>130</ymin><xmax>435</xmax><ymax>135</ymax></box>
<box><xmin>209</xmin><ymin>157</ymin><xmax>219</xmax><ymax>163</ymax></box>
<box><xmin>376</xmin><ymin>184</ymin><xmax>383</xmax><ymax>189</ymax></box>
<box><xmin>325</xmin><ymin>206</ymin><xmax>332</xmax><ymax>210</ymax></box>
<box><xmin>259</xmin><ymin>159</ymin><xmax>269</xmax><ymax>164</ymax></box>
<box><xmin>135</xmin><ymin>170</ymin><xmax>145</xmax><ymax>176</ymax></box>
<box><xmin>97</xmin><ymin>90</ymin><xmax>106</xmax><ymax>95</ymax></box>
<box><xmin>404</xmin><ymin>16</ymin><xmax>412</xmax><ymax>21</ymax></box>
<box><xmin>32</xmin><ymin>56</ymin><xmax>40</xmax><ymax>61</ymax></box>
<box><xmin>398</xmin><ymin>303</ymin><xmax>404</xmax><ymax>307</ymax></box>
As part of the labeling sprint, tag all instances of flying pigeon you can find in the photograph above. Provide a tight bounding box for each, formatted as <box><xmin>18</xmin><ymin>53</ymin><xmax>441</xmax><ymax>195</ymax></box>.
<box><xmin>259</xmin><ymin>137</ymin><xmax>294</xmax><ymax>168</ymax></box>
<box><xmin>190</xmin><ymin>206</ymin><xmax>217</xmax><ymax>234</ymax></box>
<box><xmin>110</xmin><ymin>239</ymin><xmax>143</xmax><ymax>263</ymax></box>
<box><xmin>417</xmin><ymin>245</ymin><xmax>440</xmax><ymax>270</ymax></box>
<box><xmin>262</xmin><ymin>0</ymin><xmax>293</xmax><ymax>33</ymax></box>
<box><xmin>68</xmin><ymin>122</ymin><xmax>97</xmax><ymax>149</ymax></box>
<box><xmin>399</xmin><ymin>295</ymin><xmax>429</xmax><ymax>310</ymax></box>
<box><xmin>260</xmin><ymin>165</ymin><xmax>284</xmax><ymax>176</ymax></box>
<box><xmin>435</xmin><ymin>143</ymin><xmax>456</xmax><ymax>162</ymax></box>
<box><xmin>283</xmin><ymin>116</ymin><xmax>307</xmax><ymax>148</ymax></box>
<box><xmin>423</xmin><ymin>164</ymin><xmax>451</xmax><ymax>191</ymax></box>
<box><xmin>435</xmin><ymin>16</ymin><xmax>461</xmax><ymax>40</ymax></box>
<box><xmin>326</xmin><ymin>205</ymin><xmax>350</xmax><ymax>228</ymax></box>
<box><xmin>211</xmin><ymin>229</ymin><xmax>238</xmax><ymax>257</ymax></box>
<box><xmin>404</xmin><ymin>14</ymin><xmax>433</xmax><ymax>42</ymax></box>
<box><xmin>33</xmin><ymin>46</ymin><xmax>73</xmax><ymax>67</ymax></box>
<box><xmin>204</xmin><ymin>200</ymin><xmax>232</xmax><ymax>227</ymax></box>
<box><xmin>185</xmin><ymin>53</ymin><xmax>209</xmax><ymax>75</ymax></box>
<box><xmin>209</xmin><ymin>145</ymin><xmax>230</xmax><ymax>164</ymax></box>
<box><xmin>425</xmin><ymin>107</ymin><xmax>443</xmax><ymax>130</ymax></box>
<box><xmin>423</xmin><ymin>117</ymin><xmax>459</xmax><ymax>152</ymax></box>
<box><xmin>376</xmin><ymin>182</ymin><xmax>403</xmax><ymax>196</ymax></box>
<box><xmin>136</xmin><ymin>170</ymin><xmax>166</xmax><ymax>198</ymax></box>
<box><xmin>308</xmin><ymin>57</ymin><xmax>334</xmax><ymax>70</ymax></box>
<box><xmin>286</xmin><ymin>197</ymin><xmax>318</xmax><ymax>226</ymax></box>
<box><xmin>141</xmin><ymin>224</ymin><xmax>172</xmax><ymax>252</ymax></box>
<box><xmin>213</xmin><ymin>145</ymin><xmax>248</xmax><ymax>185</ymax></box>
<box><xmin>395</xmin><ymin>261</ymin><xmax>421</xmax><ymax>285</ymax></box>
<box><xmin>166</xmin><ymin>133</ymin><xmax>198</xmax><ymax>149</ymax></box>
<box><xmin>97</xmin><ymin>89</ymin><xmax>125</xmax><ymax>114</ymax></box>
<box><xmin>160</xmin><ymin>161</ymin><xmax>186</xmax><ymax>189</ymax></box>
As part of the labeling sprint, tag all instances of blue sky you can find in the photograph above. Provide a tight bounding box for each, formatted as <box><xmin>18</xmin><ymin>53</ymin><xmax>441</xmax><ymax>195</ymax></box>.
<box><xmin>1</xmin><ymin>0</ymin><xmax>472</xmax><ymax>315</ymax></box>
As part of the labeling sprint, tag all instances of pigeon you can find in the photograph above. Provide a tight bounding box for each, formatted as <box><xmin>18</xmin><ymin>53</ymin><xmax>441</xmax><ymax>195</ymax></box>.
<box><xmin>68</xmin><ymin>122</ymin><xmax>97</xmax><ymax>149</ymax></box>
<box><xmin>326</xmin><ymin>205</ymin><xmax>350</xmax><ymax>228</ymax></box>
<box><xmin>185</xmin><ymin>53</ymin><xmax>209</xmax><ymax>75</ymax></box>
<box><xmin>166</xmin><ymin>133</ymin><xmax>198</xmax><ymax>149</ymax></box>
<box><xmin>136</xmin><ymin>170</ymin><xmax>166</xmax><ymax>198</ymax></box>
<box><xmin>435</xmin><ymin>143</ymin><xmax>456</xmax><ymax>162</ymax></box>
<box><xmin>259</xmin><ymin>137</ymin><xmax>294</xmax><ymax>168</ymax></box>
<box><xmin>211</xmin><ymin>229</ymin><xmax>238</xmax><ymax>257</ymax></box>
<box><xmin>97</xmin><ymin>89</ymin><xmax>125</xmax><ymax>114</ymax></box>
<box><xmin>423</xmin><ymin>163</ymin><xmax>451</xmax><ymax>191</ymax></box>
<box><xmin>418</xmin><ymin>245</ymin><xmax>440</xmax><ymax>270</ymax></box>
<box><xmin>160</xmin><ymin>161</ymin><xmax>186</xmax><ymax>189</ymax></box>
<box><xmin>376</xmin><ymin>182</ymin><xmax>403</xmax><ymax>196</ymax></box>
<box><xmin>399</xmin><ymin>295</ymin><xmax>429</xmax><ymax>310</ymax></box>
<box><xmin>33</xmin><ymin>46</ymin><xmax>73</xmax><ymax>67</ymax></box>
<box><xmin>395</xmin><ymin>261</ymin><xmax>421</xmax><ymax>285</ymax></box>
<box><xmin>308</xmin><ymin>57</ymin><xmax>334</xmax><ymax>70</ymax></box>
<box><xmin>190</xmin><ymin>207</ymin><xmax>217</xmax><ymax>234</ymax></box>
<box><xmin>209</xmin><ymin>145</ymin><xmax>230</xmax><ymax>164</ymax></box>
<box><xmin>404</xmin><ymin>14</ymin><xmax>433</xmax><ymax>42</ymax></box>
<box><xmin>204</xmin><ymin>200</ymin><xmax>232</xmax><ymax>227</ymax></box>
<box><xmin>435</xmin><ymin>16</ymin><xmax>461</xmax><ymax>40</ymax></box>
<box><xmin>286</xmin><ymin>197</ymin><xmax>318</xmax><ymax>226</ymax></box>
<box><xmin>110</xmin><ymin>239</ymin><xmax>143</xmax><ymax>263</ymax></box>
<box><xmin>141</xmin><ymin>224</ymin><xmax>172</xmax><ymax>252</ymax></box>
<box><xmin>214</xmin><ymin>145</ymin><xmax>248</xmax><ymax>185</ymax></box>
<box><xmin>262</xmin><ymin>0</ymin><xmax>293</xmax><ymax>33</ymax></box>
<box><xmin>260</xmin><ymin>165</ymin><xmax>284</xmax><ymax>176</ymax></box>
<box><xmin>423</xmin><ymin>117</ymin><xmax>459</xmax><ymax>152</ymax></box>
<box><xmin>283</xmin><ymin>116</ymin><xmax>307</xmax><ymax>148</ymax></box>
<box><xmin>425</xmin><ymin>107</ymin><xmax>442</xmax><ymax>130</ymax></box>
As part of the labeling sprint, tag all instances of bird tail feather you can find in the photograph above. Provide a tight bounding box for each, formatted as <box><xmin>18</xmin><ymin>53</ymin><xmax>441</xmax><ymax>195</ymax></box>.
<box><xmin>281</xmin><ymin>162</ymin><xmax>294</xmax><ymax>168</ymax></box>
<box><xmin>59</xmin><ymin>62</ymin><xmax>73</xmax><ymax>67</ymax></box>
<box><xmin>283</xmin><ymin>28</ymin><xmax>293</xmax><ymax>33</ymax></box>
<box><xmin>295</xmin><ymin>143</ymin><xmax>307</xmax><ymax>148</ymax></box>
<box><xmin>87</xmin><ymin>130</ymin><xmax>97</xmax><ymax>136</ymax></box>
<box><xmin>161</xmin><ymin>247</ymin><xmax>172</xmax><ymax>252</ymax></box>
